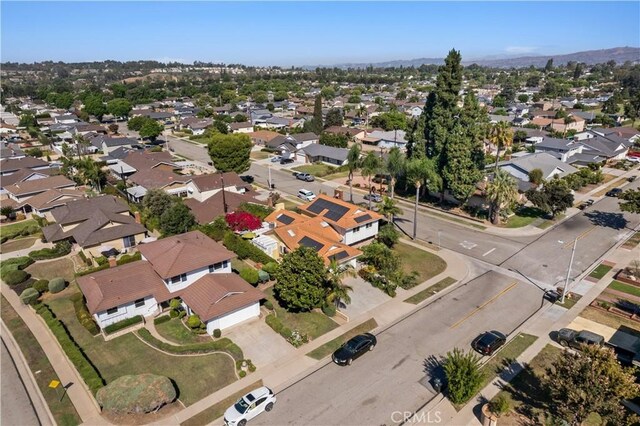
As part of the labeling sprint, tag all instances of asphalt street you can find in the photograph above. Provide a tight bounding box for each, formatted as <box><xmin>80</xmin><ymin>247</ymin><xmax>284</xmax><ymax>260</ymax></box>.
<box><xmin>252</xmin><ymin>270</ymin><xmax>546</xmax><ymax>426</ymax></box>
<box><xmin>1</xmin><ymin>339</ymin><xmax>40</xmax><ymax>426</ymax></box>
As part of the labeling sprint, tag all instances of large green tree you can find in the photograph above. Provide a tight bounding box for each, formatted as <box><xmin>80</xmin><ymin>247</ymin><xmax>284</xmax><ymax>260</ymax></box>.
<box><xmin>143</xmin><ymin>189</ymin><xmax>174</xmax><ymax>219</ymax></box>
<box><xmin>545</xmin><ymin>345</ymin><xmax>640</xmax><ymax>425</ymax></box>
<box><xmin>385</xmin><ymin>146</ymin><xmax>406</xmax><ymax>199</ymax></box>
<box><xmin>324</xmin><ymin>108</ymin><xmax>344</xmax><ymax>128</ymax></box>
<box><xmin>139</xmin><ymin>119</ymin><xmax>164</xmax><ymax>141</ymax></box>
<box><xmin>107</xmin><ymin>98</ymin><xmax>132</xmax><ymax>118</ymax></box>
<box><xmin>273</xmin><ymin>247</ymin><xmax>327</xmax><ymax>312</ymax></box>
<box><xmin>346</xmin><ymin>143</ymin><xmax>362</xmax><ymax>202</ymax></box>
<box><xmin>370</xmin><ymin>111</ymin><xmax>408</xmax><ymax>131</ymax></box>
<box><xmin>319</xmin><ymin>133</ymin><xmax>348</xmax><ymax>148</ymax></box>
<box><xmin>441</xmin><ymin>123</ymin><xmax>482</xmax><ymax>202</ymax></box>
<box><xmin>443</xmin><ymin>348</ymin><xmax>485</xmax><ymax>404</ymax></box>
<box><xmin>159</xmin><ymin>202</ymin><xmax>196</xmax><ymax>236</ymax></box>
<box><xmin>83</xmin><ymin>94</ymin><xmax>107</xmax><ymax>120</ymax></box>
<box><xmin>526</xmin><ymin>178</ymin><xmax>574</xmax><ymax>217</ymax></box>
<box><xmin>309</xmin><ymin>94</ymin><xmax>323</xmax><ymax>134</ymax></box>
<box><xmin>619</xmin><ymin>189</ymin><xmax>640</xmax><ymax>213</ymax></box>
<box><xmin>207</xmin><ymin>133</ymin><xmax>252</xmax><ymax>173</ymax></box>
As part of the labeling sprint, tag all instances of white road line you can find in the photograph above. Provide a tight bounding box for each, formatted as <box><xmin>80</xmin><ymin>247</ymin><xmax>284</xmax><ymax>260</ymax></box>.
<box><xmin>482</xmin><ymin>248</ymin><xmax>496</xmax><ymax>257</ymax></box>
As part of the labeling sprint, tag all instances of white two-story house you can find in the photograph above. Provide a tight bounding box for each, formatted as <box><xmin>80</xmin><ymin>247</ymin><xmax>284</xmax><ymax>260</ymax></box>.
<box><xmin>77</xmin><ymin>231</ymin><xmax>264</xmax><ymax>333</ymax></box>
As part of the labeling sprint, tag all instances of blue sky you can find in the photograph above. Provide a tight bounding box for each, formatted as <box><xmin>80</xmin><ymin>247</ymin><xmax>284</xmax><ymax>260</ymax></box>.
<box><xmin>2</xmin><ymin>2</ymin><xmax>639</xmax><ymax>65</ymax></box>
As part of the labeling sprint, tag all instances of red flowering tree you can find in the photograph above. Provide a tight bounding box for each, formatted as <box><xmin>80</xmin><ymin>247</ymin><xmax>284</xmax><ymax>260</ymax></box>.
<box><xmin>225</xmin><ymin>211</ymin><xmax>262</xmax><ymax>232</ymax></box>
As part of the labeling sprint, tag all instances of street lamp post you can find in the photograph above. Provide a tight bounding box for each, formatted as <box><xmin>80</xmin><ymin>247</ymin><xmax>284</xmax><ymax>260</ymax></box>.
<box><xmin>561</xmin><ymin>238</ymin><xmax>578</xmax><ymax>304</ymax></box>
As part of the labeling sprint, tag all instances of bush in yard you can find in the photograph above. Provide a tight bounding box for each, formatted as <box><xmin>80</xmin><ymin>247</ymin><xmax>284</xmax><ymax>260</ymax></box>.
<box><xmin>263</xmin><ymin>300</ymin><xmax>273</xmax><ymax>310</ymax></box>
<box><xmin>0</xmin><ymin>256</ymin><xmax>34</xmax><ymax>278</ymax></box>
<box><xmin>222</xmin><ymin>232</ymin><xmax>275</xmax><ymax>264</ymax></box>
<box><xmin>96</xmin><ymin>374</ymin><xmax>176</xmax><ymax>414</ymax></box>
<box><xmin>95</xmin><ymin>256</ymin><xmax>108</xmax><ymax>266</ymax></box>
<box><xmin>240</xmin><ymin>268</ymin><xmax>259</xmax><ymax>285</ymax></box>
<box><xmin>70</xmin><ymin>293</ymin><xmax>100</xmax><ymax>335</ymax></box>
<box><xmin>322</xmin><ymin>303</ymin><xmax>336</xmax><ymax>317</ymax></box>
<box><xmin>489</xmin><ymin>395</ymin><xmax>511</xmax><ymax>417</ymax></box>
<box><xmin>28</xmin><ymin>240</ymin><xmax>72</xmax><ymax>260</ymax></box>
<box><xmin>104</xmin><ymin>316</ymin><xmax>143</xmax><ymax>334</ymax></box>
<box><xmin>117</xmin><ymin>252</ymin><xmax>142</xmax><ymax>265</ymax></box>
<box><xmin>377</xmin><ymin>223</ymin><xmax>400</xmax><ymax>248</ymax></box>
<box><xmin>33</xmin><ymin>279</ymin><xmax>49</xmax><ymax>293</ymax></box>
<box><xmin>198</xmin><ymin>217</ymin><xmax>229</xmax><ymax>241</ymax></box>
<box><xmin>4</xmin><ymin>269</ymin><xmax>30</xmax><ymax>286</ymax></box>
<box><xmin>186</xmin><ymin>314</ymin><xmax>204</xmax><ymax>330</ymax></box>
<box><xmin>237</xmin><ymin>203</ymin><xmax>274</xmax><ymax>220</ymax></box>
<box><xmin>257</xmin><ymin>269</ymin><xmax>270</xmax><ymax>282</ymax></box>
<box><xmin>154</xmin><ymin>315</ymin><xmax>171</xmax><ymax>325</ymax></box>
<box><xmin>213</xmin><ymin>329</ymin><xmax>222</xmax><ymax>338</ymax></box>
<box><xmin>443</xmin><ymin>347</ymin><xmax>485</xmax><ymax>404</ymax></box>
<box><xmin>262</xmin><ymin>262</ymin><xmax>279</xmax><ymax>275</ymax></box>
<box><xmin>225</xmin><ymin>211</ymin><xmax>262</xmax><ymax>232</ymax></box>
<box><xmin>239</xmin><ymin>370</ymin><xmax>247</xmax><ymax>378</ymax></box>
<box><xmin>20</xmin><ymin>288</ymin><xmax>40</xmax><ymax>305</ymax></box>
<box><xmin>273</xmin><ymin>246</ymin><xmax>327</xmax><ymax>312</ymax></box>
<box><xmin>48</xmin><ymin>277</ymin><xmax>66</xmax><ymax>293</ymax></box>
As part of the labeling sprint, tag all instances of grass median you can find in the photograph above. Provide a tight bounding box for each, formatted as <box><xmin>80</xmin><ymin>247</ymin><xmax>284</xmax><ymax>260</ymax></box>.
<box><xmin>404</xmin><ymin>277</ymin><xmax>457</xmax><ymax>304</ymax></box>
<box><xmin>589</xmin><ymin>263</ymin><xmax>613</xmax><ymax>280</ymax></box>
<box><xmin>478</xmin><ymin>333</ymin><xmax>538</xmax><ymax>390</ymax></box>
<box><xmin>306</xmin><ymin>318</ymin><xmax>378</xmax><ymax>360</ymax></box>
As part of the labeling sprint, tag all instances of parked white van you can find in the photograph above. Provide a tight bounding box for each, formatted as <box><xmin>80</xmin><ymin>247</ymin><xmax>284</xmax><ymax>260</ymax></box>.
<box><xmin>298</xmin><ymin>189</ymin><xmax>316</xmax><ymax>201</ymax></box>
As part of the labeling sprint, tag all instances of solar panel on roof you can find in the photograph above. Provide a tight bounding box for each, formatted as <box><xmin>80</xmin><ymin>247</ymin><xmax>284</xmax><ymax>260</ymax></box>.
<box><xmin>329</xmin><ymin>251</ymin><xmax>349</xmax><ymax>261</ymax></box>
<box><xmin>277</xmin><ymin>214</ymin><xmax>294</xmax><ymax>225</ymax></box>
<box><xmin>299</xmin><ymin>236</ymin><xmax>324</xmax><ymax>251</ymax></box>
<box><xmin>354</xmin><ymin>214</ymin><xmax>372</xmax><ymax>223</ymax></box>
<box><xmin>306</xmin><ymin>198</ymin><xmax>350</xmax><ymax>222</ymax></box>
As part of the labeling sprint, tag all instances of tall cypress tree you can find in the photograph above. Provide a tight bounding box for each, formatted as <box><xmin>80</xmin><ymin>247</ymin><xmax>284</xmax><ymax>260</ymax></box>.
<box><xmin>310</xmin><ymin>94</ymin><xmax>323</xmax><ymax>134</ymax></box>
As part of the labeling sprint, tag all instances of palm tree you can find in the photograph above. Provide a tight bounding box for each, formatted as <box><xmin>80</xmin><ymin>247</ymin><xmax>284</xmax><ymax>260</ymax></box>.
<box><xmin>361</xmin><ymin>151</ymin><xmax>382</xmax><ymax>209</ymax></box>
<box><xmin>385</xmin><ymin>147</ymin><xmax>405</xmax><ymax>199</ymax></box>
<box><xmin>346</xmin><ymin>143</ymin><xmax>362</xmax><ymax>203</ymax></box>
<box><xmin>325</xmin><ymin>259</ymin><xmax>355</xmax><ymax>309</ymax></box>
<box><xmin>405</xmin><ymin>157</ymin><xmax>440</xmax><ymax>239</ymax></box>
<box><xmin>73</xmin><ymin>134</ymin><xmax>90</xmax><ymax>159</ymax></box>
<box><xmin>486</xmin><ymin>170</ymin><xmax>519</xmax><ymax>225</ymax></box>
<box><xmin>489</xmin><ymin>121</ymin><xmax>514</xmax><ymax>171</ymax></box>
<box><xmin>377</xmin><ymin>196</ymin><xmax>403</xmax><ymax>222</ymax></box>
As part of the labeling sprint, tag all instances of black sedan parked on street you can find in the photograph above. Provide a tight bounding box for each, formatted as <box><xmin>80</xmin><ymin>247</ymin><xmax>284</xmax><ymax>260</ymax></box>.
<box><xmin>332</xmin><ymin>333</ymin><xmax>377</xmax><ymax>365</ymax></box>
<box><xmin>471</xmin><ymin>331</ymin><xmax>507</xmax><ymax>356</ymax></box>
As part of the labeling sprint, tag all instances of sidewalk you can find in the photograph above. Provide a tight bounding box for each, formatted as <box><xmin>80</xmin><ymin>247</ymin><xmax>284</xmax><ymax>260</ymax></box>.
<box><xmin>155</xmin><ymin>244</ymin><xmax>469</xmax><ymax>425</ymax></box>
<box><xmin>1</xmin><ymin>282</ymin><xmax>109</xmax><ymax>425</ymax></box>
<box><xmin>421</xmin><ymin>233</ymin><xmax>640</xmax><ymax>425</ymax></box>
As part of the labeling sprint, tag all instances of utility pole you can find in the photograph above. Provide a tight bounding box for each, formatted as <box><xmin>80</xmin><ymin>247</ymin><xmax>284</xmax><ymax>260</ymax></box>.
<box><xmin>220</xmin><ymin>172</ymin><xmax>228</xmax><ymax>214</ymax></box>
<box><xmin>561</xmin><ymin>238</ymin><xmax>577</xmax><ymax>304</ymax></box>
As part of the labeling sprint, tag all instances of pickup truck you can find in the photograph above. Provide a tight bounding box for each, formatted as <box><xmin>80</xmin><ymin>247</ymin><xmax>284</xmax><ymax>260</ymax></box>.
<box><xmin>293</xmin><ymin>172</ymin><xmax>315</xmax><ymax>182</ymax></box>
<box><xmin>557</xmin><ymin>328</ymin><xmax>640</xmax><ymax>367</ymax></box>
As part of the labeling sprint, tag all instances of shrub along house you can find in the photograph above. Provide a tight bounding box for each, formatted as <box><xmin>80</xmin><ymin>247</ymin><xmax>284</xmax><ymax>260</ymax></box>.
<box><xmin>77</xmin><ymin>231</ymin><xmax>264</xmax><ymax>332</ymax></box>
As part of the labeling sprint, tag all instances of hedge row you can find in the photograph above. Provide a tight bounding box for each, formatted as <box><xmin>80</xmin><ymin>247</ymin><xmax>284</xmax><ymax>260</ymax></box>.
<box><xmin>104</xmin><ymin>315</ymin><xmax>143</xmax><ymax>335</ymax></box>
<box><xmin>75</xmin><ymin>252</ymin><xmax>143</xmax><ymax>277</ymax></box>
<box><xmin>76</xmin><ymin>263</ymin><xmax>110</xmax><ymax>276</ymax></box>
<box><xmin>265</xmin><ymin>314</ymin><xmax>295</xmax><ymax>344</ymax></box>
<box><xmin>116</xmin><ymin>252</ymin><xmax>141</xmax><ymax>265</ymax></box>
<box><xmin>137</xmin><ymin>328</ymin><xmax>243</xmax><ymax>361</ymax></box>
<box><xmin>77</xmin><ymin>251</ymin><xmax>93</xmax><ymax>267</ymax></box>
<box><xmin>0</xmin><ymin>224</ymin><xmax>40</xmax><ymax>243</ymax></box>
<box><xmin>0</xmin><ymin>256</ymin><xmax>35</xmax><ymax>279</ymax></box>
<box><xmin>28</xmin><ymin>241</ymin><xmax>71</xmax><ymax>261</ymax></box>
<box><xmin>223</xmin><ymin>232</ymin><xmax>275</xmax><ymax>265</ymax></box>
<box><xmin>70</xmin><ymin>293</ymin><xmax>100</xmax><ymax>335</ymax></box>
<box><xmin>153</xmin><ymin>315</ymin><xmax>171</xmax><ymax>325</ymax></box>
<box><xmin>34</xmin><ymin>303</ymin><xmax>105</xmax><ymax>394</ymax></box>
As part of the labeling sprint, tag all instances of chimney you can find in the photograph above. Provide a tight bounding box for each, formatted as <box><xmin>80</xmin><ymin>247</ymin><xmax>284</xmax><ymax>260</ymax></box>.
<box><xmin>108</xmin><ymin>256</ymin><xmax>117</xmax><ymax>268</ymax></box>
<box><xmin>134</xmin><ymin>211</ymin><xmax>141</xmax><ymax>224</ymax></box>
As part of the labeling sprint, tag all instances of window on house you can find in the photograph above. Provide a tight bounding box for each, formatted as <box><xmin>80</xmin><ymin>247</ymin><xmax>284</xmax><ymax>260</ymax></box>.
<box><xmin>106</xmin><ymin>307</ymin><xmax>118</xmax><ymax>315</ymax></box>
<box><xmin>353</xmin><ymin>226</ymin><xmax>360</xmax><ymax>233</ymax></box>
<box><xmin>209</xmin><ymin>264</ymin><xmax>214</xmax><ymax>273</ymax></box>
<box><xmin>123</xmin><ymin>235</ymin><xmax>136</xmax><ymax>248</ymax></box>
<box><xmin>170</xmin><ymin>274</ymin><xmax>187</xmax><ymax>284</ymax></box>
<box><xmin>365</xmin><ymin>223</ymin><xmax>373</xmax><ymax>229</ymax></box>
<box><xmin>134</xmin><ymin>298</ymin><xmax>145</xmax><ymax>308</ymax></box>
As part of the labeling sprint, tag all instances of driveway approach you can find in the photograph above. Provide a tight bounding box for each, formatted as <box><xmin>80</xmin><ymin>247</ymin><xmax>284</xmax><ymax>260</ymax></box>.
<box><xmin>252</xmin><ymin>271</ymin><xmax>545</xmax><ymax>426</ymax></box>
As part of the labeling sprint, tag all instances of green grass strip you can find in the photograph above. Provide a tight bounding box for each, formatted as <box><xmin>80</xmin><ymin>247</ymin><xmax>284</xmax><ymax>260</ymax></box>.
<box><xmin>306</xmin><ymin>318</ymin><xmax>378</xmax><ymax>360</ymax></box>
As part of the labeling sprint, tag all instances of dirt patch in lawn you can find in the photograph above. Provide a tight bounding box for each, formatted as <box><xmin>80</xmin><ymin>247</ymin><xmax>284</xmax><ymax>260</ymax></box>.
<box><xmin>25</xmin><ymin>257</ymin><xmax>76</xmax><ymax>282</ymax></box>
<box><xmin>0</xmin><ymin>236</ymin><xmax>38</xmax><ymax>253</ymax></box>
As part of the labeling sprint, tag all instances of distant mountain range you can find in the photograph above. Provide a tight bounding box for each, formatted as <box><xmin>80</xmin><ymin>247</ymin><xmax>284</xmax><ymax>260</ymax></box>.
<box><xmin>307</xmin><ymin>47</ymin><xmax>640</xmax><ymax>69</ymax></box>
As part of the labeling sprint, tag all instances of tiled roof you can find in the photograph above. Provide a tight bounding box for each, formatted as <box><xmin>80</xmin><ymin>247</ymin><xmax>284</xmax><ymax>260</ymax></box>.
<box><xmin>77</xmin><ymin>261</ymin><xmax>171</xmax><ymax>314</ymax></box>
<box><xmin>128</xmin><ymin>168</ymin><xmax>190</xmax><ymax>190</ymax></box>
<box><xmin>190</xmin><ymin>172</ymin><xmax>246</xmax><ymax>192</ymax></box>
<box><xmin>138</xmin><ymin>230</ymin><xmax>235</xmax><ymax>279</ymax></box>
<box><xmin>0</xmin><ymin>156</ymin><xmax>49</xmax><ymax>172</ymax></box>
<box><xmin>180</xmin><ymin>273</ymin><xmax>264</xmax><ymax>322</ymax></box>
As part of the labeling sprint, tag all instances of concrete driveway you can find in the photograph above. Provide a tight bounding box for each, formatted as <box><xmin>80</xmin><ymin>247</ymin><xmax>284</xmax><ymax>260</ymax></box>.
<box><xmin>223</xmin><ymin>318</ymin><xmax>296</xmax><ymax>367</ymax></box>
<box><xmin>339</xmin><ymin>275</ymin><xmax>392</xmax><ymax>319</ymax></box>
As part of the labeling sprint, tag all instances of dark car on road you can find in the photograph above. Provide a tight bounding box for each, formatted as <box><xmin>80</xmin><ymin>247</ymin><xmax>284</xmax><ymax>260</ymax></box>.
<box><xmin>557</xmin><ymin>328</ymin><xmax>604</xmax><ymax>350</ymax></box>
<box><xmin>578</xmin><ymin>199</ymin><xmax>594</xmax><ymax>210</ymax></box>
<box><xmin>332</xmin><ymin>333</ymin><xmax>377</xmax><ymax>366</ymax></box>
<box><xmin>240</xmin><ymin>175</ymin><xmax>254</xmax><ymax>184</ymax></box>
<box><xmin>628</xmin><ymin>175</ymin><xmax>637</xmax><ymax>182</ymax></box>
<box><xmin>280</xmin><ymin>158</ymin><xmax>294</xmax><ymax>165</ymax></box>
<box><xmin>471</xmin><ymin>331</ymin><xmax>507</xmax><ymax>356</ymax></box>
<box><xmin>606</xmin><ymin>188</ymin><xmax>623</xmax><ymax>197</ymax></box>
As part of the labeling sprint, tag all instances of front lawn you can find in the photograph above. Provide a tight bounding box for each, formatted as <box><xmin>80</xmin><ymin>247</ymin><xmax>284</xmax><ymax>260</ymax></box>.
<box><xmin>1</xmin><ymin>296</ymin><xmax>81</xmax><ymax>426</ymax></box>
<box><xmin>155</xmin><ymin>318</ymin><xmax>213</xmax><ymax>345</ymax></box>
<box><xmin>404</xmin><ymin>277</ymin><xmax>457</xmax><ymax>304</ymax></box>
<box><xmin>265</xmin><ymin>288</ymin><xmax>338</xmax><ymax>340</ymax></box>
<box><xmin>394</xmin><ymin>242</ymin><xmax>447</xmax><ymax>284</ymax></box>
<box><xmin>555</xmin><ymin>293</ymin><xmax>582</xmax><ymax>310</ymax></box>
<box><xmin>490</xmin><ymin>344</ymin><xmax>563</xmax><ymax>423</ymax></box>
<box><xmin>306</xmin><ymin>318</ymin><xmax>378</xmax><ymax>360</ymax></box>
<box><xmin>0</xmin><ymin>219</ymin><xmax>39</xmax><ymax>238</ymax></box>
<box><xmin>504</xmin><ymin>207</ymin><xmax>546</xmax><ymax>228</ymax></box>
<box><xmin>623</xmin><ymin>232</ymin><xmax>640</xmax><ymax>249</ymax></box>
<box><xmin>609</xmin><ymin>280</ymin><xmax>640</xmax><ymax>298</ymax></box>
<box><xmin>292</xmin><ymin>163</ymin><xmax>342</xmax><ymax>178</ymax></box>
<box><xmin>46</xmin><ymin>290</ymin><xmax>237</xmax><ymax>406</ymax></box>
<box><xmin>250</xmin><ymin>151</ymin><xmax>270</xmax><ymax>160</ymax></box>
<box><xmin>580</xmin><ymin>307</ymin><xmax>640</xmax><ymax>339</ymax></box>
<box><xmin>25</xmin><ymin>257</ymin><xmax>76</xmax><ymax>283</ymax></box>
<box><xmin>0</xmin><ymin>236</ymin><xmax>38</xmax><ymax>253</ymax></box>
<box><xmin>589</xmin><ymin>263</ymin><xmax>613</xmax><ymax>280</ymax></box>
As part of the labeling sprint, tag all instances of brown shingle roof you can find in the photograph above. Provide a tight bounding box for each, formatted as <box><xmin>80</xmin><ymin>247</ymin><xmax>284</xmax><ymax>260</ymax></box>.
<box><xmin>138</xmin><ymin>230</ymin><xmax>235</xmax><ymax>279</ymax></box>
<box><xmin>128</xmin><ymin>168</ymin><xmax>190</xmax><ymax>190</ymax></box>
<box><xmin>190</xmin><ymin>172</ymin><xmax>246</xmax><ymax>192</ymax></box>
<box><xmin>123</xmin><ymin>151</ymin><xmax>175</xmax><ymax>171</ymax></box>
<box><xmin>17</xmin><ymin>188</ymin><xmax>85</xmax><ymax>211</ymax></box>
<box><xmin>4</xmin><ymin>175</ymin><xmax>76</xmax><ymax>197</ymax></box>
<box><xmin>180</xmin><ymin>273</ymin><xmax>264</xmax><ymax>322</ymax></box>
<box><xmin>77</xmin><ymin>261</ymin><xmax>171</xmax><ymax>314</ymax></box>
<box><xmin>0</xmin><ymin>156</ymin><xmax>49</xmax><ymax>172</ymax></box>
<box><xmin>184</xmin><ymin>191</ymin><xmax>267</xmax><ymax>224</ymax></box>
<box><xmin>0</xmin><ymin>168</ymin><xmax>56</xmax><ymax>187</ymax></box>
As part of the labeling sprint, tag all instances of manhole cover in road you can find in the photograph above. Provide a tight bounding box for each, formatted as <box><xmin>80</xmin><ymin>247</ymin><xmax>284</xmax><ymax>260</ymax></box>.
<box><xmin>459</xmin><ymin>241</ymin><xmax>477</xmax><ymax>250</ymax></box>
